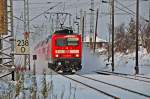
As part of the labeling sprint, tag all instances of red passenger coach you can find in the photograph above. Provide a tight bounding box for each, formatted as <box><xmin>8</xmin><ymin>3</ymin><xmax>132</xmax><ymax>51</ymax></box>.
<box><xmin>35</xmin><ymin>29</ymin><xmax>82</xmax><ymax>73</ymax></box>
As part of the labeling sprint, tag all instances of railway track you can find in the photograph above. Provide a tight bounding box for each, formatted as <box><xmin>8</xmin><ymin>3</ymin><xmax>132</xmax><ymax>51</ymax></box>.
<box><xmin>49</xmin><ymin>69</ymin><xmax>120</xmax><ymax>99</ymax></box>
<box><xmin>49</xmin><ymin>68</ymin><xmax>150</xmax><ymax>99</ymax></box>
<box><xmin>62</xmin><ymin>74</ymin><xmax>120</xmax><ymax>99</ymax></box>
<box><xmin>74</xmin><ymin>74</ymin><xmax>150</xmax><ymax>99</ymax></box>
<box><xmin>97</xmin><ymin>70</ymin><xmax>150</xmax><ymax>79</ymax></box>
<box><xmin>96</xmin><ymin>70</ymin><xmax>150</xmax><ymax>83</ymax></box>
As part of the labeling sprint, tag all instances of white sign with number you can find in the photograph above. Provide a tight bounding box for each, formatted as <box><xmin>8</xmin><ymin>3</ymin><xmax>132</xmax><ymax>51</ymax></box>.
<box><xmin>16</xmin><ymin>39</ymin><xmax>30</xmax><ymax>54</ymax></box>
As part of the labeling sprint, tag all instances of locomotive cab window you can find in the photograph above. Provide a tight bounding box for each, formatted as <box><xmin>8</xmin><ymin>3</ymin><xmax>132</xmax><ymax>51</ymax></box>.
<box><xmin>56</xmin><ymin>38</ymin><xmax>67</xmax><ymax>46</ymax></box>
<box><xmin>67</xmin><ymin>38</ymin><xmax>78</xmax><ymax>46</ymax></box>
<box><xmin>56</xmin><ymin>38</ymin><xmax>79</xmax><ymax>46</ymax></box>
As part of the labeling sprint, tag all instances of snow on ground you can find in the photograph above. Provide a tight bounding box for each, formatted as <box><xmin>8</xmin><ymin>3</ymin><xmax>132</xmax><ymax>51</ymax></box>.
<box><xmin>68</xmin><ymin>74</ymin><xmax>150</xmax><ymax>99</ymax></box>
<box><xmin>91</xmin><ymin>46</ymin><xmax>150</xmax><ymax>75</ymax></box>
<box><xmin>17</xmin><ymin>70</ymin><xmax>150</xmax><ymax>99</ymax></box>
<box><xmin>83</xmin><ymin>74</ymin><xmax>150</xmax><ymax>99</ymax></box>
<box><xmin>80</xmin><ymin>45</ymin><xmax>107</xmax><ymax>74</ymax></box>
<box><xmin>43</xmin><ymin>75</ymin><xmax>111</xmax><ymax>99</ymax></box>
<box><xmin>1</xmin><ymin>45</ymin><xmax>150</xmax><ymax>99</ymax></box>
<box><xmin>0</xmin><ymin>80</ymin><xmax>15</xmax><ymax>98</ymax></box>
<box><xmin>110</xmin><ymin>51</ymin><xmax>150</xmax><ymax>75</ymax></box>
<box><xmin>15</xmin><ymin>74</ymin><xmax>112</xmax><ymax>99</ymax></box>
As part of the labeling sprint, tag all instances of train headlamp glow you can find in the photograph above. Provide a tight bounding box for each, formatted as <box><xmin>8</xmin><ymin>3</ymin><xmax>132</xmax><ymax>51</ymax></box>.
<box><xmin>75</xmin><ymin>54</ymin><xmax>79</xmax><ymax>57</ymax></box>
<box><xmin>58</xmin><ymin>62</ymin><xmax>61</xmax><ymax>65</ymax></box>
<box><xmin>55</xmin><ymin>54</ymin><xmax>59</xmax><ymax>57</ymax></box>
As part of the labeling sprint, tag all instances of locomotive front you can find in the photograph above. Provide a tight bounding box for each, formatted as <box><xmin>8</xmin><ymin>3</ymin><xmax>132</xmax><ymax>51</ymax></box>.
<box><xmin>51</xmin><ymin>33</ymin><xmax>82</xmax><ymax>73</ymax></box>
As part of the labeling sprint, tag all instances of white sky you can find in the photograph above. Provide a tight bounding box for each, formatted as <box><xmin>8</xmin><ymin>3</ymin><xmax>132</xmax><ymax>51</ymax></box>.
<box><xmin>13</xmin><ymin>0</ymin><xmax>150</xmax><ymax>41</ymax></box>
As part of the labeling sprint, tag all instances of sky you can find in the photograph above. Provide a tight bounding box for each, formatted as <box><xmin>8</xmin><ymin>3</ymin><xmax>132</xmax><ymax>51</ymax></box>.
<box><xmin>13</xmin><ymin>0</ymin><xmax>150</xmax><ymax>42</ymax></box>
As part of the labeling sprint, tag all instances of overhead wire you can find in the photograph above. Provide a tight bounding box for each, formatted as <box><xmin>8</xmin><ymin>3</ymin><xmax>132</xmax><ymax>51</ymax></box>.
<box><xmin>28</xmin><ymin>1</ymin><xmax>64</xmax><ymax>5</ymax></box>
<box><xmin>30</xmin><ymin>2</ymin><xmax>62</xmax><ymax>21</ymax></box>
<box><xmin>113</xmin><ymin>0</ymin><xmax>148</xmax><ymax>32</ymax></box>
<box><xmin>115</xmin><ymin>6</ymin><xmax>134</xmax><ymax>16</ymax></box>
<box><xmin>115</xmin><ymin>0</ymin><xmax>149</xmax><ymax>22</ymax></box>
<box><xmin>115</xmin><ymin>0</ymin><xmax>136</xmax><ymax>14</ymax></box>
<box><xmin>101</xmin><ymin>0</ymin><xmax>149</xmax><ymax>22</ymax></box>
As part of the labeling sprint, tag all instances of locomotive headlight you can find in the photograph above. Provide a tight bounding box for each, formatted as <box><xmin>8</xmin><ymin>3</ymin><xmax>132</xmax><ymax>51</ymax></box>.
<box><xmin>55</xmin><ymin>54</ymin><xmax>59</xmax><ymax>57</ymax></box>
<box><xmin>75</xmin><ymin>54</ymin><xmax>79</xmax><ymax>57</ymax></box>
<box><xmin>58</xmin><ymin>62</ymin><xmax>61</xmax><ymax>66</ymax></box>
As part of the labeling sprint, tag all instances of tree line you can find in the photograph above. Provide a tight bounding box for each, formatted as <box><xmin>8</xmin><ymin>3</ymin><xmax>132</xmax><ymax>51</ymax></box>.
<box><xmin>109</xmin><ymin>18</ymin><xmax>150</xmax><ymax>54</ymax></box>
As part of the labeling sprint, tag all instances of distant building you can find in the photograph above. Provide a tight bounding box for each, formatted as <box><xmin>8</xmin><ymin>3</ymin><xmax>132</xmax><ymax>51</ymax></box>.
<box><xmin>84</xmin><ymin>35</ymin><xmax>108</xmax><ymax>49</ymax></box>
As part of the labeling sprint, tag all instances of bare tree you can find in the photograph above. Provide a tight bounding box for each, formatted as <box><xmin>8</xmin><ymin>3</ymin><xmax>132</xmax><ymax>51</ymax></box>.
<box><xmin>143</xmin><ymin>23</ymin><xmax>150</xmax><ymax>53</ymax></box>
<box><xmin>115</xmin><ymin>23</ymin><xmax>127</xmax><ymax>53</ymax></box>
<box><xmin>126</xmin><ymin>18</ymin><xmax>136</xmax><ymax>52</ymax></box>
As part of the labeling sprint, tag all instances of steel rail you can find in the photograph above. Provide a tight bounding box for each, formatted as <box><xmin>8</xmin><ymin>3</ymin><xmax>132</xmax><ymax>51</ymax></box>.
<box><xmin>96</xmin><ymin>70</ymin><xmax>150</xmax><ymax>82</ymax></box>
<box><xmin>76</xmin><ymin>74</ymin><xmax>150</xmax><ymax>98</ymax></box>
<box><xmin>49</xmin><ymin>69</ymin><xmax>120</xmax><ymax>99</ymax></box>
<box><xmin>63</xmin><ymin>74</ymin><xmax>120</xmax><ymax>99</ymax></box>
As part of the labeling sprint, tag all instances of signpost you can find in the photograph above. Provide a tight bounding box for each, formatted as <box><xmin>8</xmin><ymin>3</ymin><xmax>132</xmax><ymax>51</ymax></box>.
<box><xmin>16</xmin><ymin>39</ymin><xmax>30</xmax><ymax>55</ymax></box>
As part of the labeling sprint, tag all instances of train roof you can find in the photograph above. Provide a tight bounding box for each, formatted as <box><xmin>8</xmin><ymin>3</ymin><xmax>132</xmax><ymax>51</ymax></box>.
<box><xmin>54</xmin><ymin>29</ymin><xmax>73</xmax><ymax>35</ymax></box>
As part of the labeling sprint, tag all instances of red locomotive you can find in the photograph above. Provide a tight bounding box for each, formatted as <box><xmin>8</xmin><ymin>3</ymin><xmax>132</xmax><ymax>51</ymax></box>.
<box><xmin>34</xmin><ymin>29</ymin><xmax>82</xmax><ymax>73</ymax></box>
